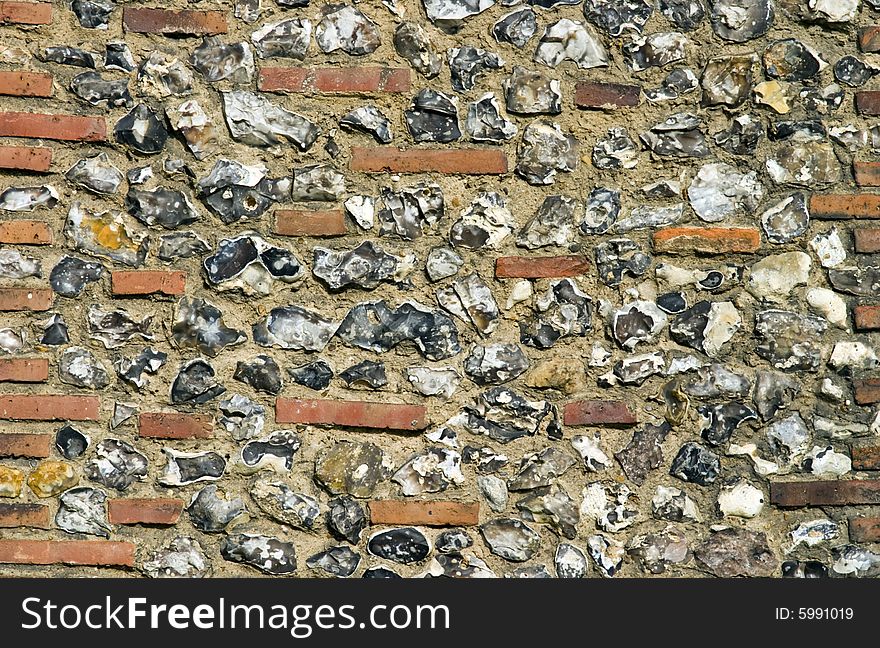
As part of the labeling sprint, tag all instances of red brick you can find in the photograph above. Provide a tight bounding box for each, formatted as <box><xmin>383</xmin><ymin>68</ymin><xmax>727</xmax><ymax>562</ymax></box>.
<box><xmin>854</xmin><ymin>305</ymin><xmax>880</xmax><ymax>331</ymax></box>
<box><xmin>495</xmin><ymin>255</ymin><xmax>590</xmax><ymax>279</ymax></box>
<box><xmin>0</xmin><ymin>220</ymin><xmax>52</xmax><ymax>244</ymax></box>
<box><xmin>853</xmin><ymin>161</ymin><xmax>880</xmax><ymax>187</ymax></box>
<box><xmin>849</xmin><ymin>517</ymin><xmax>880</xmax><ymax>542</ymax></box>
<box><xmin>0</xmin><ymin>432</ymin><xmax>50</xmax><ymax>457</ymax></box>
<box><xmin>0</xmin><ymin>357</ymin><xmax>48</xmax><ymax>382</ymax></box>
<box><xmin>0</xmin><ymin>540</ymin><xmax>135</xmax><ymax>566</ymax></box>
<box><xmin>653</xmin><ymin>227</ymin><xmax>761</xmax><ymax>254</ymax></box>
<box><xmin>563</xmin><ymin>400</ymin><xmax>638</xmax><ymax>427</ymax></box>
<box><xmin>854</xmin><ymin>228</ymin><xmax>880</xmax><ymax>253</ymax></box>
<box><xmin>350</xmin><ymin>147</ymin><xmax>508</xmax><ymax>174</ymax></box>
<box><xmin>851</xmin><ymin>442</ymin><xmax>880</xmax><ymax>468</ymax></box>
<box><xmin>138</xmin><ymin>412</ymin><xmax>212</xmax><ymax>439</ymax></box>
<box><xmin>770</xmin><ymin>480</ymin><xmax>880</xmax><ymax>507</ymax></box>
<box><xmin>368</xmin><ymin>500</ymin><xmax>479</xmax><ymax>526</ymax></box>
<box><xmin>111</xmin><ymin>270</ymin><xmax>186</xmax><ymax>296</ymax></box>
<box><xmin>0</xmin><ymin>2</ymin><xmax>51</xmax><ymax>24</ymax></box>
<box><xmin>0</xmin><ymin>112</ymin><xmax>105</xmax><ymax>142</ymax></box>
<box><xmin>0</xmin><ymin>71</ymin><xmax>51</xmax><ymax>97</ymax></box>
<box><xmin>122</xmin><ymin>7</ymin><xmax>226</xmax><ymax>35</ymax></box>
<box><xmin>856</xmin><ymin>91</ymin><xmax>880</xmax><ymax>116</ymax></box>
<box><xmin>259</xmin><ymin>67</ymin><xmax>410</xmax><ymax>94</ymax></box>
<box><xmin>810</xmin><ymin>194</ymin><xmax>880</xmax><ymax>219</ymax></box>
<box><xmin>0</xmin><ymin>503</ymin><xmax>49</xmax><ymax>528</ymax></box>
<box><xmin>0</xmin><ymin>395</ymin><xmax>99</xmax><ymax>421</ymax></box>
<box><xmin>853</xmin><ymin>379</ymin><xmax>880</xmax><ymax>406</ymax></box>
<box><xmin>276</xmin><ymin>398</ymin><xmax>427</xmax><ymax>431</ymax></box>
<box><xmin>0</xmin><ymin>287</ymin><xmax>52</xmax><ymax>311</ymax></box>
<box><xmin>274</xmin><ymin>209</ymin><xmax>347</xmax><ymax>237</ymax></box>
<box><xmin>0</xmin><ymin>145</ymin><xmax>51</xmax><ymax>171</ymax></box>
<box><xmin>575</xmin><ymin>81</ymin><xmax>641</xmax><ymax>108</ymax></box>
<box><xmin>859</xmin><ymin>26</ymin><xmax>880</xmax><ymax>53</ymax></box>
<box><xmin>108</xmin><ymin>498</ymin><xmax>184</xmax><ymax>525</ymax></box>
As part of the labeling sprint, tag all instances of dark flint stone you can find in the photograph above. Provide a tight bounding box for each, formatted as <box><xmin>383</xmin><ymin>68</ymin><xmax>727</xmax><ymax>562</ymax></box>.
<box><xmin>670</xmin><ymin>441</ymin><xmax>719</xmax><ymax>485</ymax></box>
<box><xmin>520</xmin><ymin>279</ymin><xmax>592</xmax><ymax>349</ymax></box>
<box><xmin>584</xmin><ymin>0</ymin><xmax>653</xmax><ymax>36</ymax></box>
<box><xmin>753</xmin><ymin>370</ymin><xmax>800</xmax><ymax>421</ymax></box>
<box><xmin>436</xmin><ymin>529</ymin><xmax>473</xmax><ymax>554</ymax></box>
<box><xmin>171</xmin><ymin>359</ymin><xmax>226</xmax><ymax>405</ymax></box>
<box><xmin>288</xmin><ymin>360</ymin><xmax>334</xmax><ymax>390</ymax></box>
<box><xmin>516</xmin><ymin>485</ymin><xmax>579</xmax><ymax>538</ymax></box>
<box><xmin>595</xmin><ymin>239</ymin><xmax>651</xmax><ymax>287</ymax></box>
<box><xmin>115</xmin><ymin>347</ymin><xmax>167</xmax><ymax>388</ymax></box>
<box><xmin>657</xmin><ymin>292</ymin><xmax>687</xmax><ymax>313</ymax></box>
<box><xmin>340</xmin><ymin>106</ymin><xmax>393</xmax><ymax>143</ymax></box>
<box><xmin>253</xmin><ymin>305</ymin><xmax>337</xmax><ymax>352</ymax></box>
<box><xmin>462</xmin><ymin>445</ymin><xmax>508</xmax><ymax>473</ymax></box>
<box><xmin>158</xmin><ymin>232</ymin><xmax>211</xmax><ymax>261</ymax></box>
<box><xmin>191</xmin><ymin>37</ymin><xmax>253</xmax><ymax>83</ymax></box>
<box><xmin>669</xmin><ymin>300</ymin><xmax>711</xmax><ymax>352</ymax></box>
<box><xmin>252</xmin><ymin>18</ymin><xmax>310</xmax><ymax>59</ymax></box>
<box><xmin>466</xmin><ymin>94</ymin><xmax>517</xmax><ymax>142</ymax></box>
<box><xmin>221</xmin><ymin>534</ymin><xmax>296</xmax><ymax>575</ymax></box>
<box><xmin>493</xmin><ymin>8</ymin><xmax>537</xmax><ymax>47</ymax></box>
<box><xmin>241</xmin><ymin>430</ymin><xmax>302</xmax><ymax>471</ymax></box>
<box><xmin>404</xmin><ymin>89</ymin><xmax>461</xmax><ymax>143</ymax></box>
<box><xmin>362</xmin><ymin>567</ymin><xmax>401</xmax><ymax>578</ymax></box>
<box><xmin>615</xmin><ymin>422</ymin><xmax>670</xmax><ymax>485</ymax></box>
<box><xmin>85</xmin><ymin>438</ymin><xmax>149</xmax><ymax>491</ymax></box>
<box><xmin>105</xmin><ymin>42</ymin><xmax>135</xmax><ymax>71</ymax></box>
<box><xmin>715</xmin><ymin>115</ymin><xmax>763</xmax><ymax>155</ymax></box>
<box><xmin>768</xmin><ymin>120</ymin><xmax>825</xmax><ymax>141</ymax></box>
<box><xmin>70</xmin><ymin>72</ymin><xmax>131</xmax><ymax>107</ymax></box>
<box><xmin>340</xmin><ymin>360</ymin><xmax>387</xmax><ymax>389</ymax></box>
<box><xmin>709</xmin><ymin>0</ymin><xmax>773</xmax><ymax>43</ymax></box>
<box><xmin>115</xmin><ymin>104</ymin><xmax>168</xmax><ymax>155</ymax></box>
<box><xmin>449</xmin><ymin>46</ymin><xmax>503</xmax><ymax>92</ymax></box>
<box><xmin>755</xmin><ymin>310</ymin><xmax>827</xmax><ymax>372</ymax></box>
<box><xmin>306</xmin><ymin>546</ymin><xmax>361</xmax><ymax>577</ymax></box>
<box><xmin>782</xmin><ymin>560</ymin><xmax>829</xmax><ymax>578</ymax></box>
<box><xmin>699</xmin><ymin>402</ymin><xmax>757</xmax><ymax>446</ymax></box>
<box><xmin>368</xmin><ymin>527</ymin><xmax>431</xmax><ymax>564</ymax></box>
<box><xmin>464</xmin><ymin>343</ymin><xmax>529</xmax><ymax>385</ymax></box>
<box><xmin>378</xmin><ymin>184</ymin><xmax>444</xmax><ymax>240</ymax></box>
<box><xmin>42</xmin><ymin>314</ymin><xmax>69</xmax><ymax>345</ymax></box>
<box><xmin>763</xmin><ymin>39</ymin><xmax>823</xmax><ymax>81</ymax></box>
<box><xmin>234</xmin><ymin>355</ymin><xmax>282</xmax><ymax>395</ymax></box>
<box><xmin>393</xmin><ymin>22</ymin><xmax>441</xmax><ymax>79</ymax></box>
<box><xmin>312</xmin><ymin>241</ymin><xmax>403</xmax><ymax>291</ymax></box>
<box><xmin>50</xmin><ymin>256</ymin><xmax>104</xmax><ymax>297</ymax></box>
<box><xmin>196</xmin><ymin>159</ymin><xmax>274</xmax><ymax>224</ymax></box>
<box><xmin>828</xmin><ymin>267</ymin><xmax>880</xmax><ymax>297</ymax></box>
<box><xmin>581</xmin><ymin>188</ymin><xmax>620</xmax><ymax>235</ymax></box>
<box><xmin>461</xmin><ymin>387</ymin><xmax>561</xmax><ymax>443</ymax></box>
<box><xmin>41</xmin><ymin>46</ymin><xmax>96</xmax><ymax>68</ymax></box>
<box><xmin>660</xmin><ymin>0</ymin><xmax>705</xmax><ymax>30</ymax></box>
<box><xmin>172</xmin><ymin>297</ymin><xmax>245</xmax><ymax>357</ymax></box>
<box><xmin>187</xmin><ymin>485</ymin><xmax>245</xmax><ymax>532</ymax></box>
<box><xmin>698</xmin><ymin>271</ymin><xmax>727</xmax><ymax>291</ymax></box>
<box><xmin>337</xmin><ymin>300</ymin><xmax>461</xmax><ymax>361</ymax></box>
<box><xmin>834</xmin><ymin>56</ymin><xmax>874</xmax><ymax>88</ymax></box>
<box><xmin>171</xmin><ymin>452</ymin><xmax>226</xmax><ymax>484</ymax></box>
<box><xmin>72</xmin><ymin>0</ymin><xmax>112</xmax><ymax>29</ymax></box>
<box><xmin>126</xmin><ymin>188</ymin><xmax>198</xmax><ymax>229</ymax></box>
<box><xmin>641</xmin><ymin>112</ymin><xmax>709</xmax><ymax>157</ymax></box>
<box><xmin>328</xmin><ymin>496</ymin><xmax>366</xmax><ymax>544</ymax></box>
<box><xmin>56</xmin><ymin>425</ymin><xmax>88</xmax><ymax>459</ymax></box>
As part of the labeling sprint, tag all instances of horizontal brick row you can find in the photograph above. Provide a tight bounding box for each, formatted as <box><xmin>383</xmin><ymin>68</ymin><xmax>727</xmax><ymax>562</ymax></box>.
<box><xmin>122</xmin><ymin>7</ymin><xmax>226</xmax><ymax>36</ymax></box>
<box><xmin>0</xmin><ymin>145</ymin><xmax>51</xmax><ymax>171</ymax></box>
<box><xmin>495</xmin><ymin>255</ymin><xmax>590</xmax><ymax>279</ymax></box>
<box><xmin>138</xmin><ymin>412</ymin><xmax>212</xmax><ymax>439</ymax></box>
<box><xmin>108</xmin><ymin>498</ymin><xmax>184</xmax><ymax>525</ymax></box>
<box><xmin>0</xmin><ymin>111</ymin><xmax>105</xmax><ymax>141</ymax></box>
<box><xmin>0</xmin><ymin>357</ymin><xmax>48</xmax><ymax>382</ymax></box>
<box><xmin>0</xmin><ymin>70</ymin><xmax>51</xmax><ymax>97</ymax></box>
<box><xmin>350</xmin><ymin>147</ymin><xmax>508</xmax><ymax>174</ymax></box>
<box><xmin>0</xmin><ymin>219</ymin><xmax>52</xmax><ymax>244</ymax></box>
<box><xmin>0</xmin><ymin>503</ymin><xmax>49</xmax><ymax>528</ymax></box>
<box><xmin>259</xmin><ymin>67</ymin><xmax>410</xmax><ymax>94</ymax></box>
<box><xmin>770</xmin><ymin>480</ymin><xmax>880</xmax><ymax>507</ymax></box>
<box><xmin>0</xmin><ymin>287</ymin><xmax>52</xmax><ymax>311</ymax></box>
<box><xmin>849</xmin><ymin>517</ymin><xmax>880</xmax><ymax>542</ymax></box>
<box><xmin>111</xmin><ymin>270</ymin><xmax>186</xmax><ymax>296</ymax></box>
<box><xmin>275</xmin><ymin>398</ymin><xmax>427</xmax><ymax>431</ymax></box>
<box><xmin>0</xmin><ymin>540</ymin><xmax>135</xmax><ymax>566</ymax></box>
<box><xmin>563</xmin><ymin>400</ymin><xmax>638</xmax><ymax>427</ymax></box>
<box><xmin>0</xmin><ymin>432</ymin><xmax>51</xmax><ymax>457</ymax></box>
<box><xmin>368</xmin><ymin>500</ymin><xmax>479</xmax><ymax>526</ymax></box>
<box><xmin>852</xmin><ymin>380</ymin><xmax>880</xmax><ymax>406</ymax></box>
<box><xmin>0</xmin><ymin>2</ymin><xmax>51</xmax><ymax>25</ymax></box>
<box><xmin>274</xmin><ymin>209</ymin><xmax>347</xmax><ymax>237</ymax></box>
<box><xmin>575</xmin><ymin>81</ymin><xmax>641</xmax><ymax>108</ymax></box>
<box><xmin>810</xmin><ymin>194</ymin><xmax>880</xmax><ymax>219</ymax></box>
<box><xmin>653</xmin><ymin>227</ymin><xmax>761</xmax><ymax>255</ymax></box>
<box><xmin>851</xmin><ymin>442</ymin><xmax>880</xmax><ymax>468</ymax></box>
<box><xmin>853</xmin><ymin>228</ymin><xmax>880</xmax><ymax>253</ymax></box>
<box><xmin>0</xmin><ymin>395</ymin><xmax>100</xmax><ymax>421</ymax></box>
<box><xmin>853</xmin><ymin>305</ymin><xmax>880</xmax><ymax>331</ymax></box>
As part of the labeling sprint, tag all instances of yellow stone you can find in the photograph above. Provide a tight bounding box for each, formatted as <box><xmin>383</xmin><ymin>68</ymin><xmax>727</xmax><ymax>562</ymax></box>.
<box><xmin>27</xmin><ymin>460</ymin><xmax>78</xmax><ymax>498</ymax></box>
<box><xmin>525</xmin><ymin>358</ymin><xmax>587</xmax><ymax>395</ymax></box>
<box><xmin>0</xmin><ymin>465</ymin><xmax>25</xmax><ymax>498</ymax></box>
<box><xmin>754</xmin><ymin>80</ymin><xmax>790</xmax><ymax>114</ymax></box>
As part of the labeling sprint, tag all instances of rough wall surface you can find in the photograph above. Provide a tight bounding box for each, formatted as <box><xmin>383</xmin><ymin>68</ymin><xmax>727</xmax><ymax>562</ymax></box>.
<box><xmin>0</xmin><ymin>0</ymin><xmax>879</xmax><ymax>579</ymax></box>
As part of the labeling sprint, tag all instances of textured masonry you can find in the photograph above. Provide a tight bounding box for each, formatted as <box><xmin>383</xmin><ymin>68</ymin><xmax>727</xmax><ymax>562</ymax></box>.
<box><xmin>2</xmin><ymin>0</ymin><xmax>880</xmax><ymax>581</ymax></box>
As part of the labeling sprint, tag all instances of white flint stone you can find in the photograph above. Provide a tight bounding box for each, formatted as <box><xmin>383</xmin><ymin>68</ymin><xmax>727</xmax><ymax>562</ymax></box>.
<box><xmin>829</xmin><ymin>341</ymin><xmax>878</xmax><ymax>371</ymax></box>
<box><xmin>687</xmin><ymin>162</ymin><xmax>763</xmax><ymax>222</ymax></box>
<box><xmin>810</xmin><ymin>228</ymin><xmax>846</xmax><ymax>268</ymax></box>
<box><xmin>718</xmin><ymin>481</ymin><xmax>764</xmax><ymax>518</ymax></box>
<box><xmin>805</xmin><ymin>287</ymin><xmax>847</xmax><ymax>328</ymax></box>
<box><xmin>806</xmin><ymin>445</ymin><xmax>851</xmax><ymax>477</ymax></box>
<box><xmin>533</xmin><ymin>19</ymin><xmax>609</xmax><ymax>70</ymax></box>
<box><xmin>747</xmin><ymin>251</ymin><xmax>811</xmax><ymax>302</ymax></box>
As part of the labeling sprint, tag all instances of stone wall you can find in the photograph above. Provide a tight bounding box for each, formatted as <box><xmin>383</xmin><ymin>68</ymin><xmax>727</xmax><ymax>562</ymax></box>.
<box><xmin>0</xmin><ymin>0</ymin><xmax>878</xmax><ymax>578</ymax></box>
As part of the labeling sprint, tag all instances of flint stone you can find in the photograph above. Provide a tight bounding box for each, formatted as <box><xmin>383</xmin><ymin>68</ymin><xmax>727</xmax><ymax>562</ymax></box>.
<box><xmin>315</xmin><ymin>441</ymin><xmax>393</xmax><ymax>498</ymax></box>
<box><xmin>480</xmin><ymin>518</ymin><xmax>541</xmax><ymax>562</ymax></box>
<box><xmin>222</xmin><ymin>90</ymin><xmax>319</xmax><ymax>150</ymax></box>
<box><xmin>187</xmin><ymin>485</ymin><xmax>246</xmax><ymax>532</ymax></box>
<box><xmin>56</xmin><ymin>487</ymin><xmax>110</xmax><ymax>537</ymax></box>
<box><xmin>221</xmin><ymin>534</ymin><xmax>296</xmax><ymax>575</ymax></box>
<box><xmin>695</xmin><ymin>528</ymin><xmax>777</xmax><ymax>577</ymax></box>
<box><xmin>85</xmin><ymin>439</ymin><xmax>148</xmax><ymax>491</ymax></box>
<box><xmin>170</xmin><ymin>359</ymin><xmax>226</xmax><ymax>405</ymax></box>
<box><xmin>172</xmin><ymin>297</ymin><xmax>245</xmax><ymax>357</ymax></box>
